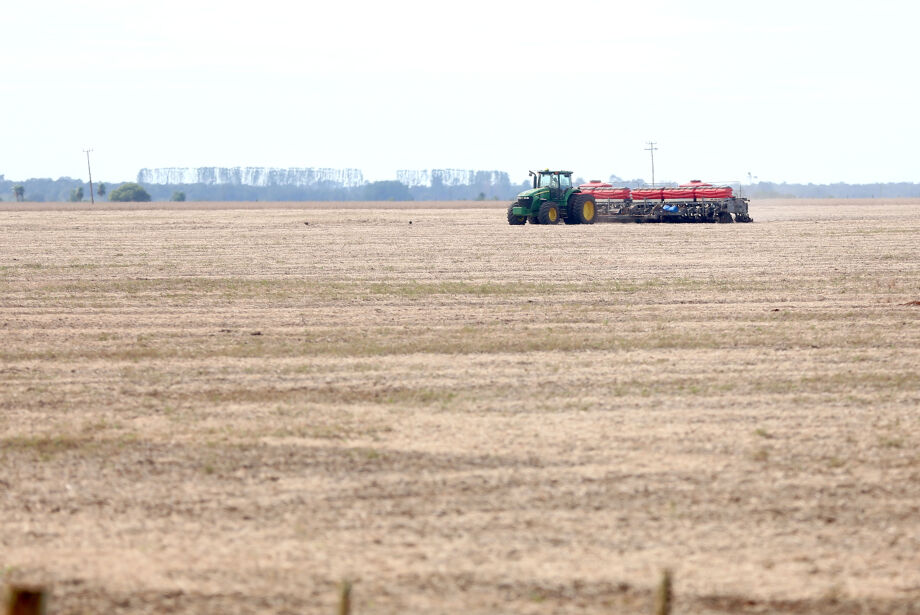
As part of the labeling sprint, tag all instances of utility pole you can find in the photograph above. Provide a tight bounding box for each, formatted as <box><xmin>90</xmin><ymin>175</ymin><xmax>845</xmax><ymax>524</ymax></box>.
<box><xmin>645</xmin><ymin>141</ymin><xmax>658</xmax><ymax>187</ymax></box>
<box><xmin>83</xmin><ymin>148</ymin><xmax>95</xmax><ymax>204</ymax></box>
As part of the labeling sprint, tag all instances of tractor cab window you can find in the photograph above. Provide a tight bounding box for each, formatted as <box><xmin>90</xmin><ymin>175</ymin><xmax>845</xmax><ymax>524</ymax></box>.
<box><xmin>539</xmin><ymin>174</ymin><xmax>553</xmax><ymax>188</ymax></box>
<box><xmin>560</xmin><ymin>175</ymin><xmax>572</xmax><ymax>189</ymax></box>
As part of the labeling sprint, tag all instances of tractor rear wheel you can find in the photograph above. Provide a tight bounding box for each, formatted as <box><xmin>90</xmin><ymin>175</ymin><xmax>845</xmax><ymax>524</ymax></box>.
<box><xmin>563</xmin><ymin>199</ymin><xmax>579</xmax><ymax>224</ymax></box>
<box><xmin>507</xmin><ymin>204</ymin><xmax>526</xmax><ymax>225</ymax></box>
<box><xmin>538</xmin><ymin>201</ymin><xmax>560</xmax><ymax>225</ymax></box>
<box><xmin>569</xmin><ymin>194</ymin><xmax>597</xmax><ymax>224</ymax></box>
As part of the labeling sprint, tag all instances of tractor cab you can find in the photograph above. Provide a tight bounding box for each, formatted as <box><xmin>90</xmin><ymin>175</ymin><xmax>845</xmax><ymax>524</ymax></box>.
<box><xmin>533</xmin><ymin>170</ymin><xmax>573</xmax><ymax>201</ymax></box>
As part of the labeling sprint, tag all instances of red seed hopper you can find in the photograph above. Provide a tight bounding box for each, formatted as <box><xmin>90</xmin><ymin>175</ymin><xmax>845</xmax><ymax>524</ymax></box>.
<box><xmin>575</xmin><ymin>179</ymin><xmax>749</xmax><ymax>223</ymax></box>
<box><xmin>577</xmin><ymin>181</ymin><xmax>631</xmax><ymax>200</ymax></box>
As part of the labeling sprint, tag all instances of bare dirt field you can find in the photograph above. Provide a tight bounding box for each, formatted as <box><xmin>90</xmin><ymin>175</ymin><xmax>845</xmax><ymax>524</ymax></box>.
<box><xmin>1</xmin><ymin>199</ymin><xmax>918</xmax><ymax>614</ymax></box>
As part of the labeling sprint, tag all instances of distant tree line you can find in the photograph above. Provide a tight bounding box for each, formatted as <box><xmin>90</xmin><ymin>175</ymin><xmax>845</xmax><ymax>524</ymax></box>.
<box><xmin>3</xmin><ymin>174</ymin><xmax>920</xmax><ymax>202</ymax></box>
<box><xmin>0</xmin><ymin>173</ymin><xmax>531</xmax><ymax>202</ymax></box>
<box><xmin>741</xmin><ymin>182</ymin><xmax>920</xmax><ymax>198</ymax></box>
<box><xmin>131</xmin><ymin>177</ymin><xmax>530</xmax><ymax>201</ymax></box>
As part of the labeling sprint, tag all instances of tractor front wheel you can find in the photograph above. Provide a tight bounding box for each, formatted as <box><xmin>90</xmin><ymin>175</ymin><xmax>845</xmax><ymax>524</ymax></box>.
<box><xmin>569</xmin><ymin>195</ymin><xmax>597</xmax><ymax>224</ymax></box>
<box><xmin>538</xmin><ymin>201</ymin><xmax>560</xmax><ymax>225</ymax></box>
<box><xmin>507</xmin><ymin>204</ymin><xmax>526</xmax><ymax>225</ymax></box>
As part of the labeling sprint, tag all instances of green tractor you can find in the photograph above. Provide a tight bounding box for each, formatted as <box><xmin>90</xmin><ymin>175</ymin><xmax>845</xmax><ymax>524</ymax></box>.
<box><xmin>506</xmin><ymin>170</ymin><xmax>597</xmax><ymax>225</ymax></box>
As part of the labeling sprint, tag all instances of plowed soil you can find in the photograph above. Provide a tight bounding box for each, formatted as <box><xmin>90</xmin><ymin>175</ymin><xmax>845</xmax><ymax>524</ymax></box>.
<box><xmin>1</xmin><ymin>199</ymin><xmax>919</xmax><ymax>614</ymax></box>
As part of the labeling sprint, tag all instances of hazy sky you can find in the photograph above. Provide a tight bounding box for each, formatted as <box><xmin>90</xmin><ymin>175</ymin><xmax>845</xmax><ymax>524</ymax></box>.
<box><xmin>3</xmin><ymin>0</ymin><xmax>918</xmax><ymax>185</ymax></box>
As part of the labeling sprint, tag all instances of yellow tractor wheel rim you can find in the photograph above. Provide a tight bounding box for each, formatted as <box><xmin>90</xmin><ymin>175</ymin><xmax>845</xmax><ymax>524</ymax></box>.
<box><xmin>584</xmin><ymin>200</ymin><xmax>595</xmax><ymax>220</ymax></box>
<box><xmin>548</xmin><ymin>207</ymin><xmax>557</xmax><ymax>222</ymax></box>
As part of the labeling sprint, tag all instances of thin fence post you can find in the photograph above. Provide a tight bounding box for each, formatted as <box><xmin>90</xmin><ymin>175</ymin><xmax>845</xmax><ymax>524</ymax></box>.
<box><xmin>338</xmin><ymin>580</ymin><xmax>352</xmax><ymax>615</ymax></box>
<box><xmin>655</xmin><ymin>569</ymin><xmax>672</xmax><ymax>615</ymax></box>
<box><xmin>5</xmin><ymin>585</ymin><xmax>47</xmax><ymax>615</ymax></box>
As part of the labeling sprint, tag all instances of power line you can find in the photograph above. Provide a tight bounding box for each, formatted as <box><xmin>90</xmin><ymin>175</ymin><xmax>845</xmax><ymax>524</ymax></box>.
<box><xmin>644</xmin><ymin>141</ymin><xmax>658</xmax><ymax>187</ymax></box>
<box><xmin>83</xmin><ymin>148</ymin><xmax>95</xmax><ymax>204</ymax></box>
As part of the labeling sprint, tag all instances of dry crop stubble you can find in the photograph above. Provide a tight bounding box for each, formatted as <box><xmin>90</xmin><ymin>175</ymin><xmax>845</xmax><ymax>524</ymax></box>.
<box><xmin>0</xmin><ymin>200</ymin><xmax>919</xmax><ymax>614</ymax></box>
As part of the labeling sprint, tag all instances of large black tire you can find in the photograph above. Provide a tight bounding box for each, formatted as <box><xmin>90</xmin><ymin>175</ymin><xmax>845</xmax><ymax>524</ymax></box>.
<box><xmin>568</xmin><ymin>194</ymin><xmax>597</xmax><ymax>224</ymax></box>
<box><xmin>537</xmin><ymin>201</ymin><xmax>560</xmax><ymax>225</ymax></box>
<box><xmin>563</xmin><ymin>197</ymin><xmax>580</xmax><ymax>224</ymax></box>
<box><xmin>527</xmin><ymin>215</ymin><xmax>539</xmax><ymax>224</ymax></box>
<box><xmin>507</xmin><ymin>204</ymin><xmax>526</xmax><ymax>225</ymax></box>
<box><xmin>718</xmin><ymin>211</ymin><xmax>734</xmax><ymax>223</ymax></box>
